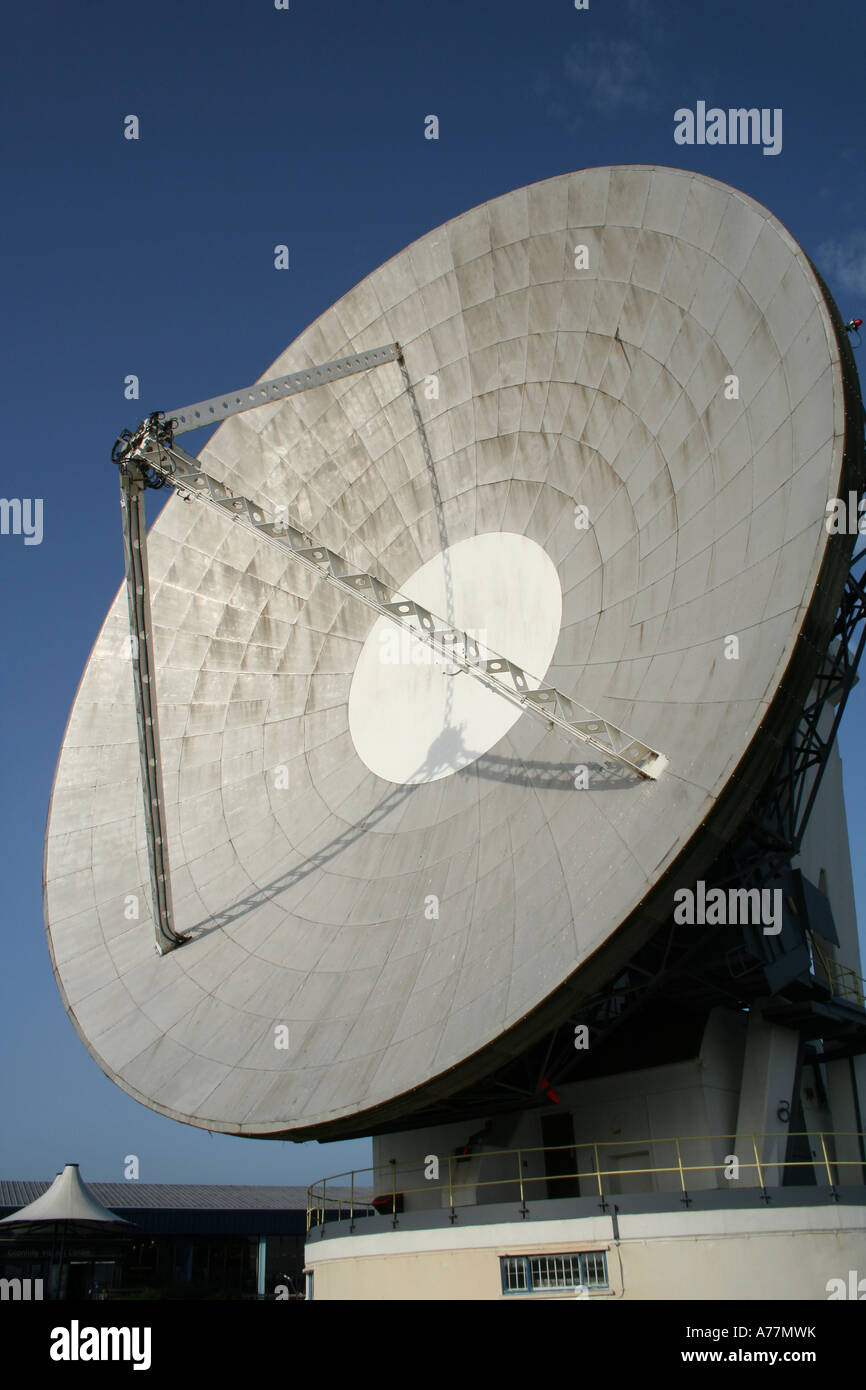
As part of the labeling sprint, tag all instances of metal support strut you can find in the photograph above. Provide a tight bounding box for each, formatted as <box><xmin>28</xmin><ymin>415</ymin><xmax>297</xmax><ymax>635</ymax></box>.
<box><xmin>119</xmin><ymin>468</ymin><xmax>187</xmax><ymax>953</ymax></box>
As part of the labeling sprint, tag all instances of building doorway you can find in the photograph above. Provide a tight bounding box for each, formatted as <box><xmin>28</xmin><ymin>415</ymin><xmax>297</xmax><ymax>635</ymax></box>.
<box><xmin>540</xmin><ymin>1112</ymin><xmax>580</xmax><ymax>1199</ymax></box>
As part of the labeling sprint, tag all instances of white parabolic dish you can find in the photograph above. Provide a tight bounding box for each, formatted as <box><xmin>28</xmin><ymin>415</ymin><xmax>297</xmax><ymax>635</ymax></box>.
<box><xmin>44</xmin><ymin>167</ymin><xmax>861</xmax><ymax>1139</ymax></box>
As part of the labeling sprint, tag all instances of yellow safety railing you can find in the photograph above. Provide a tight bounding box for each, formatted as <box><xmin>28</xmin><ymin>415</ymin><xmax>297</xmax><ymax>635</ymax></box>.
<box><xmin>810</xmin><ymin>936</ymin><xmax>866</xmax><ymax>1007</ymax></box>
<box><xmin>305</xmin><ymin>1130</ymin><xmax>866</xmax><ymax>1230</ymax></box>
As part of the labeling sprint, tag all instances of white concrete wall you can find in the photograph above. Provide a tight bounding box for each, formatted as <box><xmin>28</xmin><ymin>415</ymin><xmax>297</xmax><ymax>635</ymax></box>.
<box><xmin>371</xmin><ymin>1008</ymin><xmax>746</xmax><ymax>1206</ymax></box>
<box><xmin>306</xmin><ymin>1204</ymin><xmax>866</xmax><ymax>1300</ymax></box>
<box><xmin>734</xmin><ymin>1010</ymin><xmax>800</xmax><ymax>1185</ymax></box>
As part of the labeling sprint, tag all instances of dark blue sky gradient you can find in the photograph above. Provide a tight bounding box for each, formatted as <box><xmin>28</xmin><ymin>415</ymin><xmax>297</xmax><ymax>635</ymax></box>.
<box><xmin>1</xmin><ymin>0</ymin><xmax>864</xmax><ymax>1185</ymax></box>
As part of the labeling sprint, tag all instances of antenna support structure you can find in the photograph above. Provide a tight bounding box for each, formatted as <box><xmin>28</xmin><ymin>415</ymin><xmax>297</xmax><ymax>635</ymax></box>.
<box><xmin>112</xmin><ymin>345</ymin><xmax>666</xmax><ymax>954</ymax></box>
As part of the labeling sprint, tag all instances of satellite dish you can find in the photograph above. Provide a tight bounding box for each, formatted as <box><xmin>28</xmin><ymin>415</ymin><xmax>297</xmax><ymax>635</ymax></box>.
<box><xmin>44</xmin><ymin>166</ymin><xmax>861</xmax><ymax>1140</ymax></box>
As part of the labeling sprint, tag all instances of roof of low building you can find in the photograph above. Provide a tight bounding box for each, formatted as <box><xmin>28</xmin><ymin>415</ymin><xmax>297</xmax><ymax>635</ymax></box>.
<box><xmin>0</xmin><ymin>1179</ymin><xmax>368</xmax><ymax>1213</ymax></box>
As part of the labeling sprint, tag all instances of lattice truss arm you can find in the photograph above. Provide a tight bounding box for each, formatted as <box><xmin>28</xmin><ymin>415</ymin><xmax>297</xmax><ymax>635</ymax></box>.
<box><xmin>121</xmin><ymin>419</ymin><xmax>666</xmax><ymax>780</ymax></box>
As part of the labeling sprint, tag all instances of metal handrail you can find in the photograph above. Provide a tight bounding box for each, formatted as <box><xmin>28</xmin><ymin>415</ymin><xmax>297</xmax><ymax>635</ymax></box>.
<box><xmin>305</xmin><ymin>1130</ymin><xmax>866</xmax><ymax>1230</ymax></box>
<box><xmin>810</xmin><ymin>937</ymin><xmax>866</xmax><ymax>1007</ymax></box>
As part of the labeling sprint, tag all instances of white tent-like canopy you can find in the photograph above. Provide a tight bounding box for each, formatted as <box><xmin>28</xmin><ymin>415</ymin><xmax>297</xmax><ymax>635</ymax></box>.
<box><xmin>0</xmin><ymin>1163</ymin><xmax>130</xmax><ymax>1228</ymax></box>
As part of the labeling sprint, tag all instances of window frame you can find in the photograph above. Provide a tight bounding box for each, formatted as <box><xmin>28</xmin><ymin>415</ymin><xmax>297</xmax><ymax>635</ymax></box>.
<box><xmin>499</xmin><ymin>1250</ymin><xmax>609</xmax><ymax>1296</ymax></box>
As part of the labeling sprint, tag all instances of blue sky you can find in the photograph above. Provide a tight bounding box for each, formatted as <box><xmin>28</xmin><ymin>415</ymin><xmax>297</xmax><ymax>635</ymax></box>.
<box><xmin>1</xmin><ymin>0</ymin><xmax>864</xmax><ymax>1188</ymax></box>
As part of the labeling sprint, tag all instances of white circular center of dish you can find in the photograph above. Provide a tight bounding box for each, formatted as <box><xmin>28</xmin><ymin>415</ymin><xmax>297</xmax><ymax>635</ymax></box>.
<box><xmin>348</xmin><ymin>532</ymin><xmax>562</xmax><ymax>784</ymax></box>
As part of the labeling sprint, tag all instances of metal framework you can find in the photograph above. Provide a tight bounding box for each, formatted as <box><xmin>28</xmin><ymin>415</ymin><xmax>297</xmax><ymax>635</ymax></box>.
<box><xmin>113</xmin><ymin>344</ymin><xmax>665</xmax><ymax>950</ymax></box>
<box><xmin>737</xmin><ymin>576</ymin><xmax>866</xmax><ymax>880</ymax></box>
